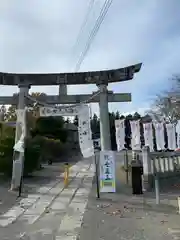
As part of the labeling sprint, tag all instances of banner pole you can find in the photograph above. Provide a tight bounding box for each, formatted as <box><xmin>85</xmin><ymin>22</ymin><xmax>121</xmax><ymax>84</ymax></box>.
<box><xmin>125</xmin><ymin>149</ymin><xmax>129</xmax><ymax>184</ymax></box>
<box><xmin>94</xmin><ymin>151</ymin><xmax>100</xmax><ymax>199</ymax></box>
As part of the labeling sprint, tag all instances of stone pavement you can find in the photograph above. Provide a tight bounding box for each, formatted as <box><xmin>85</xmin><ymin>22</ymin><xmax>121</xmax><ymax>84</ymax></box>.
<box><xmin>0</xmin><ymin>163</ymin><xmax>64</xmax><ymax>216</ymax></box>
<box><xmin>78</xmin><ymin>182</ymin><xmax>180</xmax><ymax>240</ymax></box>
<box><xmin>0</xmin><ymin>158</ymin><xmax>95</xmax><ymax>240</ymax></box>
<box><xmin>0</xmin><ymin>151</ymin><xmax>80</xmax><ymax>216</ymax></box>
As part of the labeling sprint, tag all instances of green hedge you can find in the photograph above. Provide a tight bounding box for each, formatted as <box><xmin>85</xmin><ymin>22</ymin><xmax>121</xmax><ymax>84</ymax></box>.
<box><xmin>0</xmin><ymin>137</ymin><xmax>15</xmax><ymax>176</ymax></box>
<box><xmin>0</xmin><ymin>134</ymin><xmax>66</xmax><ymax>177</ymax></box>
<box><xmin>0</xmin><ymin>136</ymin><xmax>41</xmax><ymax>177</ymax></box>
<box><xmin>24</xmin><ymin>137</ymin><xmax>41</xmax><ymax>176</ymax></box>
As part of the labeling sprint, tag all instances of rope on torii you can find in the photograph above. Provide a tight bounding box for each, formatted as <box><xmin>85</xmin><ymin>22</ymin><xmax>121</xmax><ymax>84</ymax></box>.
<box><xmin>25</xmin><ymin>90</ymin><xmax>101</xmax><ymax>110</ymax></box>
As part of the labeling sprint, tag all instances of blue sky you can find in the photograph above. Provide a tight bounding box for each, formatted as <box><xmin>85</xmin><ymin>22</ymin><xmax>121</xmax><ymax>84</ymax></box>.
<box><xmin>0</xmin><ymin>0</ymin><xmax>180</xmax><ymax>115</ymax></box>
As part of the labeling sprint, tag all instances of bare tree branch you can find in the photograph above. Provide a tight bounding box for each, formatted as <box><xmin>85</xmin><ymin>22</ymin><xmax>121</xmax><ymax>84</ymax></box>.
<box><xmin>147</xmin><ymin>75</ymin><xmax>180</xmax><ymax>123</ymax></box>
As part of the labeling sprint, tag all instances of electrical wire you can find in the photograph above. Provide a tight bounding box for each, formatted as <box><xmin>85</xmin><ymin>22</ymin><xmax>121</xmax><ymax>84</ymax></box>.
<box><xmin>74</xmin><ymin>0</ymin><xmax>113</xmax><ymax>72</ymax></box>
<box><xmin>75</xmin><ymin>0</ymin><xmax>111</xmax><ymax>71</ymax></box>
<box><xmin>72</xmin><ymin>0</ymin><xmax>96</xmax><ymax>56</ymax></box>
<box><xmin>26</xmin><ymin>1</ymin><xmax>113</xmax><ymax>112</ymax></box>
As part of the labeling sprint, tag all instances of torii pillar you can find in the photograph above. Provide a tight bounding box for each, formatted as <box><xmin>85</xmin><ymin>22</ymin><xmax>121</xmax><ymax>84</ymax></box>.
<box><xmin>59</xmin><ymin>84</ymin><xmax>67</xmax><ymax>95</ymax></box>
<box><xmin>97</xmin><ymin>84</ymin><xmax>111</xmax><ymax>150</ymax></box>
<box><xmin>10</xmin><ymin>83</ymin><xmax>30</xmax><ymax>191</ymax></box>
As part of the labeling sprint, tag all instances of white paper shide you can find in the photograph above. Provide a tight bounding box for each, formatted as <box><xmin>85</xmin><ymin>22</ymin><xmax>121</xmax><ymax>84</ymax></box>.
<box><xmin>153</xmin><ymin>122</ymin><xmax>165</xmax><ymax>150</ymax></box>
<box><xmin>130</xmin><ymin>120</ymin><xmax>141</xmax><ymax>150</ymax></box>
<box><xmin>99</xmin><ymin>150</ymin><xmax>116</xmax><ymax>193</ymax></box>
<box><xmin>143</xmin><ymin>122</ymin><xmax>154</xmax><ymax>151</ymax></box>
<box><xmin>13</xmin><ymin>109</ymin><xmax>26</xmax><ymax>153</ymax></box>
<box><xmin>115</xmin><ymin>119</ymin><xmax>125</xmax><ymax>151</ymax></box>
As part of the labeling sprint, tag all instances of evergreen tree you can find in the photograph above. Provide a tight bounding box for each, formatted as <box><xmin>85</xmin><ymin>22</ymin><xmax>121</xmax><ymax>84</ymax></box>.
<box><xmin>73</xmin><ymin>116</ymin><xmax>78</xmax><ymax>126</ymax></box>
<box><xmin>133</xmin><ymin>112</ymin><xmax>141</xmax><ymax>120</ymax></box>
<box><xmin>115</xmin><ymin>111</ymin><xmax>120</xmax><ymax>119</ymax></box>
<box><xmin>66</xmin><ymin>117</ymin><xmax>71</xmax><ymax>123</ymax></box>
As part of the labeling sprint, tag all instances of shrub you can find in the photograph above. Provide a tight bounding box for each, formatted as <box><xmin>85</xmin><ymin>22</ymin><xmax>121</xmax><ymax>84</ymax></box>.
<box><xmin>0</xmin><ymin>128</ymin><xmax>67</xmax><ymax>177</ymax></box>
<box><xmin>0</xmin><ymin>137</ymin><xmax>14</xmax><ymax>176</ymax></box>
<box><xmin>24</xmin><ymin>137</ymin><xmax>41</xmax><ymax>176</ymax></box>
<box><xmin>31</xmin><ymin>117</ymin><xmax>68</xmax><ymax>143</ymax></box>
<box><xmin>0</xmin><ymin>136</ymin><xmax>42</xmax><ymax>177</ymax></box>
<box><xmin>42</xmin><ymin>137</ymin><xmax>63</xmax><ymax>160</ymax></box>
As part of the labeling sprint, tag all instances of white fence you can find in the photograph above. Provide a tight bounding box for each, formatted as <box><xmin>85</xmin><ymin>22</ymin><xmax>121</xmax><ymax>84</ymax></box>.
<box><xmin>150</xmin><ymin>152</ymin><xmax>180</xmax><ymax>174</ymax></box>
<box><xmin>142</xmin><ymin>147</ymin><xmax>180</xmax><ymax>190</ymax></box>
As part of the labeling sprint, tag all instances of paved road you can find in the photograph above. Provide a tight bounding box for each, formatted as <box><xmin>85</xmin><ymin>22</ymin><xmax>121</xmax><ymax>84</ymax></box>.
<box><xmin>78</xmin><ymin>154</ymin><xmax>180</xmax><ymax>240</ymax></box>
<box><xmin>0</xmin><ymin>158</ymin><xmax>95</xmax><ymax>239</ymax></box>
<box><xmin>0</xmin><ymin>152</ymin><xmax>81</xmax><ymax>216</ymax></box>
<box><xmin>1</xmin><ymin>151</ymin><xmax>180</xmax><ymax>239</ymax></box>
<box><xmin>0</xmin><ymin>163</ymin><xmax>70</xmax><ymax>216</ymax></box>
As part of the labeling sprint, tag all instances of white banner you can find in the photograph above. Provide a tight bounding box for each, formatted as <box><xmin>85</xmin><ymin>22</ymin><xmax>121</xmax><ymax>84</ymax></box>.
<box><xmin>40</xmin><ymin>106</ymin><xmax>79</xmax><ymax>117</ymax></box>
<box><xmin>13</xmin><ymin>134</ymin><xmax>25</xmax><ymax>152</ymax></box>
<box><xmin>78</xmin><ymin>105</ymin><xmax>94</xmax><ymax>158</ymax></box>
<box><xmin>130</xmin><ymin>120</ymin><xmax>141</xmax><ymax>150</ymax></box>
<box><xmin>115</xmin><ymin>119</ymin><xmax>125</xmax><ymax>151</ymax></box>
<box><xmin>14</xmin><ymin>110</ymin><xmax>26</xmax><ymax>153</ymax></box>
<box><xmin>79</xmin><ymin>141</ymin><xmax>94</xmax><ymax>158</ymax></box>
<box><xmin>153</xmin><ymin>122</ymin><xmax>165</xmax><ymax>150</ymax></box>
<box><xmin>176</xmin><ymin>120</ymin><xmax>180</xmax><ymax>149</ymax></box>
<box><xmin>40</xmin><ymin>104</ymin><xmax>94</xmax><ymax>157</ymax></box>
<box><xmin>99</xmin><ymin>151</ymin><xmax>116</xmax><ymax>193</ymax></box>
<box><xmin>166</xmin><ymin>123</ymin><xmax>176</xmax><ymax>150</ymax></box>
<box><xmin>143</xmin><ymin>122</ymin><xmax>154</xmax><ymax>151</ymax></box>
<box><xmin>16</xmin><ymin>109</ymin><xmax>26</xmax><ymax>124</ymax></box>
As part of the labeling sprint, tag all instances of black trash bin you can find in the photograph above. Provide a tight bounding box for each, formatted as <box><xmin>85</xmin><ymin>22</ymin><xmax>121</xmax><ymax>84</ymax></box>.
<box><xmin>131</xmin><ymin>160</ymin><xmax>143</xmax><ymax>195</ymax></box>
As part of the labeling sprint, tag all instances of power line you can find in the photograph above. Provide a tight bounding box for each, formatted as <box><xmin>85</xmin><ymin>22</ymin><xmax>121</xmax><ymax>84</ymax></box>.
<box><xmin>74</xmin><ymin>0</ymin><xmax>113</xmax><ymax>72</ymax></box>
<box><xmin>72</xmin><ymin>0</ymin><xmax>96</xmax><ymax>56</ymax></box>
<box><xmin>75</xmin><ymin>0</ymin><xmax>111</xmax><ymax>71</ymax></box>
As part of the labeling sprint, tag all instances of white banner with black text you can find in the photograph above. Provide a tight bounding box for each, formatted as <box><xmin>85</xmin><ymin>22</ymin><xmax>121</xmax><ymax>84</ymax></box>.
<box><xmin>130</xmin><ymin>120</ymin><xmax>141</xmax><ymax>150</ymax></box>
<box><xmin>143</xmin><ymin>122</ymin><xmax>154</xmax><ymax>152</ymax></box>
<box><xmin>115</xmin><ymin>119</ymin><xmax>125</xmax><ymax>151</ymax></box>
<box><xmin>78</xmin><ymin>105</ymin><xmax>94</xmax><ymax>158</ymax></box>
<box><xmin>99</xmin><ymin>150</ymin><xmax>116</xmax><ymax>193</ymax></box>
<box><xmin>176</xmin><ymin>120</ymin><xmax>180</xmax><ymax>149</ymax></box>
<box><xmin>166</xmin><ymin>123</ymin><xmax>176</xmax><ymax>150</ymax></box>
<box><xmin>153</xmin><ymin>122</ymin><xmax>165</xmax><ymax>150</ymax></box>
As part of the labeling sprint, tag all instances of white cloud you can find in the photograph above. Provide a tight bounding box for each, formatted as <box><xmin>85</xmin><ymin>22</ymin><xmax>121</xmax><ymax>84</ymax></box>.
<box><xmin>0</xmin><ymin>0</ymin><xmax>180</xmax><ymax>115</ymax></box>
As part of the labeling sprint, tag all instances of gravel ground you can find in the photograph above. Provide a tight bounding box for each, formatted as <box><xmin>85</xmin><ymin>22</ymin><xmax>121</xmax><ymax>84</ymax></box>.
<box><xmin>78</xmin><ymin>178</ymin><xmax>180</xmax><ymax>240</ymax></box>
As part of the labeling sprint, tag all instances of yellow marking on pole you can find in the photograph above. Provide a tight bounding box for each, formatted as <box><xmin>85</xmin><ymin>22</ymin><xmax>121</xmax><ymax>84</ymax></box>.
<box><xmin>64</xmin><ymin>163</ymin><xmax>70</xmax><ymax>187</ymax></box>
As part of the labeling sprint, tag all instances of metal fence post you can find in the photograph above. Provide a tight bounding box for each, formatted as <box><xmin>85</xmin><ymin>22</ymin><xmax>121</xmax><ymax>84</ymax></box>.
<box><xmin>153</xmin><ymin>158</ymin><xmax>160</xmax><ymax>205</ymax></box>
<box><xmin>124</xmin><ymin>149</ymin><xmax>129</xmax><ymax>184</ymax></box>
<box><xmin>154</xmin><ymin>174</ymin><xmax>160</xmax><ymax>205</ymax></box>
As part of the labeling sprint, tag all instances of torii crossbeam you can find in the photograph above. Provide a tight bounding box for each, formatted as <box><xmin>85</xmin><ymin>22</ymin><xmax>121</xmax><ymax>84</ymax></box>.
<box><xmin>0</xmin><ymin>92</ymin><xmax>131</xmax><ymax>105</ymax></box>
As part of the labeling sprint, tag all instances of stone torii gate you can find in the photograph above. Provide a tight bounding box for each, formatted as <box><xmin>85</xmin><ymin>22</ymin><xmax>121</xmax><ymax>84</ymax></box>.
<box><xmin>0</xmin><ymin>63</ymin><xmax>141</xmax><ymax>151</ymax></box>
<box><xmin>0</xmin><ymin>63</ymin><xmax>142</xmax><ymax>191</ymax></box>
